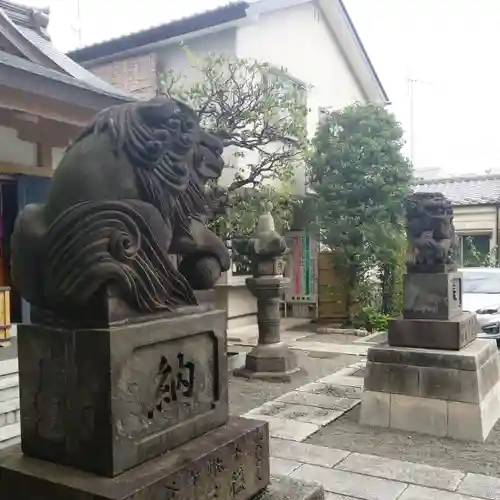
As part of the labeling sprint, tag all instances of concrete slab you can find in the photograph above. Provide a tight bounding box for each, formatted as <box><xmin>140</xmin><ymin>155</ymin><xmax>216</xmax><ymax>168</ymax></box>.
<box><xmin>324</xmin><ymin>494</ymin><xmax>360</xmax><ymax>500</ymax></box>
<box><xmin>270</xmin><ymin>457</ymin><xmax>302</xmax><ymax>476</ymax></box>
<box><xmin>297</xmin><ymin>382</ymin><xmax>363</xmax><ymax>400</ymax></box>
<box><xmin>400</xmin><ymin>485</ymin><xmax>483</xmax><ymax>500</ymax></box>
<box><xmin>247</xmin><ymin>402</ymin><xmax>342</xmax><ymax>426</ymax></box>
<box><xmin>243</xmin><ymin>414</ymin><xmax>319</xmax><ymax>442</ymax></box>
<box><xmin>270</xmin><ymin>439</ymin><xmax>349</xmax><ymax>468</ymax></box>
<box><xmin>276</xmin><ymin>391</ymin><xmax>358</xmax><ymax>412</ymax></box>
<box><xmin>292</xmin><ymin>341</ymin><xmax>368</xmax><ymax>357</ymax></box>
<box><xmin>458</xmin><ymin>473</ymin><xmax>500</xmax><ymax>500</ymax></box>
<box><xmin>290</xmin><ymin>464</ymin><xmax>407</xmax><ymax>500</ymax></box>
<box><xmin>336</xmin><ymin>453</ymin><xmax>464</xmax><ymax>491</ymax></box>
<box><xmin>317</xmin><ymin>375</ymin><xmax>364</xmax><ymax>387</ymax></box>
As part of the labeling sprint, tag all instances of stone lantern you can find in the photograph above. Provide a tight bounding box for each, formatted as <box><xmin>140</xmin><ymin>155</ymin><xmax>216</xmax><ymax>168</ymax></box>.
<box><xmin>234</xmin><ymin>202</ymin><xmax>300</xmax><ymax>381</ymax></box>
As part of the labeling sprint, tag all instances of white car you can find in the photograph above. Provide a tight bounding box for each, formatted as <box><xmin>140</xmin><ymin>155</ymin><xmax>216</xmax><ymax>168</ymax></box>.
<box><xmin>461</xmin><ymin>267</ymin><xmax>500</xmax><ymax>345</ymax></box>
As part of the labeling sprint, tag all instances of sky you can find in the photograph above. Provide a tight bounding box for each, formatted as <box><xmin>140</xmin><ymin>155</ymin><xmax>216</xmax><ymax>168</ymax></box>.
<box><xmin>20</xmin><ymin>0</ymin><xmax>500</xmax><ymax>176</ymax></box>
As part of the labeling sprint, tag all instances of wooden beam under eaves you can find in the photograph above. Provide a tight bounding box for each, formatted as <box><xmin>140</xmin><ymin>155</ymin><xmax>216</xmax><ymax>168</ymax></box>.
<box><xmin>0</xmin><ymin>162</ymin><xmax>53</xmax><ymax>177</ymax></box>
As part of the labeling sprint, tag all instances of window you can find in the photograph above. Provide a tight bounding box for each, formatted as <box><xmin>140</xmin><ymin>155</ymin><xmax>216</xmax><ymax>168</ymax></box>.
<box><xmin>458</xmin><ymin>234</ymin><xmax>491</xmax><ymax>267</ymax></box>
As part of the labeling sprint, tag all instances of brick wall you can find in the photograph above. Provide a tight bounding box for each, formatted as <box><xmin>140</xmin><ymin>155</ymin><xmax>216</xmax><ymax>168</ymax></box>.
<box><xmin>91</xmin><ymin>53</ymin><xmax>158</xmax><ymax>99</ymax></box>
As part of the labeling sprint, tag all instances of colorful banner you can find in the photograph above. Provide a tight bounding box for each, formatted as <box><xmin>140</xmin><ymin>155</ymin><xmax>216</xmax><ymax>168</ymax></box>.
<box><xmin>285</xmin><ymin>231</ymin><xmax>318</xmax><ymax>303</ymax></box>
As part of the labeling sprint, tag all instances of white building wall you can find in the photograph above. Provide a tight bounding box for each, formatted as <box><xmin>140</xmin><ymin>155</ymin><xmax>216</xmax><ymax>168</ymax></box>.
<box><xmin>0</xmin><ymin>126</ymin><xmax>36</xmax><ymax>166</ymax></box>
<box><xmin>151</xmin><ymin>2</ymin><xmax>369</xmax><ymax>194</ymax></box>
<box><xmin>453</xmin><ymin>206</ymin><xmax>497</xmax><ymax>234</ymax></box>
<box><xmin>51</xmin><ymin>147</ymin><xmax>66</xmax><ymax>169</ymax></box>
<box><xmin>160</xmin><ymin>29</ymin><xmax>237</xmax><ymax>82</ymax></box>
<box><xmin>236</xmin><ymin>2</ymin><xmax>366</xmax><ymax>193</ymax></box>
<box><xmin>237</xmin><ymin>2</ymin><xmax>365</xmax><ymax>116</ymax></box>
<box><xmin>158</xmin><ymin>30</ymin><xmax>241</xmax><ymax>189</ymax></box>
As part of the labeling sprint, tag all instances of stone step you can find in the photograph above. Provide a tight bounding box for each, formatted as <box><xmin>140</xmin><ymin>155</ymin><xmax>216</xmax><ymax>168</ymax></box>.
<box><xmin>0</xmin><ymin>422</ymin><xmax>20</xmax><ymax>446</ymax></box>
<box><xmin>0</xmin><ymin>374</ymin><xmax>19</xmax><ymax>403</ymax></box>
<box><xmin>0</xmin><ymin>435</ymin><xmax>20</xmax><ymax>450</ymax></box>
<box><xmin>0</xmin><ymin>417</ymin><xmax>273</xmax><ymax>500</ymax></box>
<box><xmin>0</xmin><ymin>398</ymin><xmax>20</xmax><ymax>429</ymax></box>
<box><xmin>0</xmin><ymin>358</ymin><xmax>18</xmax><ymax>377</ymax></box>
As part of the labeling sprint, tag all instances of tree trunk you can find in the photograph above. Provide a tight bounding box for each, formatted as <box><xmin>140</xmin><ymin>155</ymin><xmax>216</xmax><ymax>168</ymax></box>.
<box><xmin>380</xmin><ymin>263</ymin><xmax>394</xmax><ymax>315</ymax></box>
<box><xmin>344</xmin><ymin>263</ymin><xmax>359</xmax><ymax>326</ymax></box>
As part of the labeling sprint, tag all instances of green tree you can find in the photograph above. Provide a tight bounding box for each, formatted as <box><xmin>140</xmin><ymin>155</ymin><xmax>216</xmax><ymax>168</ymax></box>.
<box><xmin>309</xmin><ymin>103</ymin><xmax>412</xmax><ymax>321</ymax></box>
<box><xmin>159</xmin><ymin>49</ymin><xmax>308</xmax><ymax>240</ymax></box>
<box><xmin>463</xmin><ymin>237</ymin><xmax>499</xmax><ymax>268</ymax></box>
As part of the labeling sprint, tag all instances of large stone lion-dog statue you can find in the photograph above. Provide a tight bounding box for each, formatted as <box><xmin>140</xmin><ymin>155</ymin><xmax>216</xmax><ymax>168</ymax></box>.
<box><xmin>10</xmin><ymin>97</ymin><xmax>230</xmax><ymax>324</ymax></box>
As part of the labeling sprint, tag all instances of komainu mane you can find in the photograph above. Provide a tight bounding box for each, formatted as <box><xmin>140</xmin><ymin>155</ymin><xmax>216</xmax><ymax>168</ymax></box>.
<box><xmin>11</xmin><ymin>98</ymin><xmax>230</xmax><ymax>324</ymax></box>
<box><xmin>404</xmin><ymin>192</ymin><xmax>458</xmax><ymax>272</ymax></box>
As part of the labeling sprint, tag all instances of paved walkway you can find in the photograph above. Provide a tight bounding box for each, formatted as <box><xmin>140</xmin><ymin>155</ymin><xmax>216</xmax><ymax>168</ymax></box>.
<box><xmin>240</xmin><ymin>355</ymin><xmax>500</xmax><ymax>499</ymax></box>
<box><xmin>242</xmin><ymin>360</ymin><xmax>366</xmax><ymax>441</ymax></box>
<box><xmin>269</xmin><ymin>438</ymin><xmax>500</xmax><ymax>499</ymax></box>
<box><xmin>228</xmin><ymin>322</ymin><xmax>377</xmax><ymax>357</ymax></box>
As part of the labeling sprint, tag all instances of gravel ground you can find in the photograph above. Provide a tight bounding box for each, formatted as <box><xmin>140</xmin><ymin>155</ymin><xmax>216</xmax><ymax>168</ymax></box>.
<box><xmin>228</xmin><ymin>351</ymin><xmax>359</xmax><ymax>415</ymax></box>
<box><xmin>307</xmin><ymin>404</ymin><xmax>500</xmax><ymax>478</ymax></box>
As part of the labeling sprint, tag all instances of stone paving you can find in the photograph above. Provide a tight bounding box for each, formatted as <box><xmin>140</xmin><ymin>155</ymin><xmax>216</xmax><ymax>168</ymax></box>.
<box><xmin>229</xmin><ymin>323</ymin><xmax>372</xmax><ymax>357</ymax></box>
<box><xmin>241</xmin><ymin>354</ymin><xmax>500</xmax><ymax>499</ymax></box>
<box><xmin>242</xmin><ymin>360</ymin><xmax>366</xmax><ymax>441</ymax></box>
<box><xmin>268</xmin><ymin>437</ymin><xmax>500</xmax><ymax>499</ymax></box>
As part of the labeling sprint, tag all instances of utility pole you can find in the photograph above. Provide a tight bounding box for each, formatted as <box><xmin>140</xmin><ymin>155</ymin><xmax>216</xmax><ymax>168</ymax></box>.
<box><xmin>407</xmin><ymin>75</ymin><xmax>433</xmax><ymax>166</ymax></box>
<box><xmin>75</xmin><ymin>0</ymin><xmax>82</xmax><ymax>44</ymax></box>
<box><xmin>68</xmin><ymin>0</ymin><xmax>83</xmax><ymax>45</ymax></box>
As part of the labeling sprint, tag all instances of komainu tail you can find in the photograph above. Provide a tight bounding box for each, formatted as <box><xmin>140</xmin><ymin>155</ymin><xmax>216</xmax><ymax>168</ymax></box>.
<box><xmin>42</xmin><ymin>200</ymin><xmax>197</xmax><ymax>312</ymax></box>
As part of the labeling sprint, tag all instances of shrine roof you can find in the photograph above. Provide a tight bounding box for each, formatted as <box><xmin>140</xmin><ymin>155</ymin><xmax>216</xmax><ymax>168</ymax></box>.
<box><xmin>0</xmin><ymin>0</ymin><xmax>133</xmax><ymax>103</ymax></box>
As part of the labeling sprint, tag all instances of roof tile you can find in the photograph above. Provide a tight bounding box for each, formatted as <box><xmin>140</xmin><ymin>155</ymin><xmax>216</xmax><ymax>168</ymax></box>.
<box><xmin>414</xmin><ymin>174</ymin><xmax>500</xmax><ymax>205</ymax></box>
<box><xmin>68</xmin><ymin>2</ymin><xmax>249</xmax><ymax>62</ymax></box>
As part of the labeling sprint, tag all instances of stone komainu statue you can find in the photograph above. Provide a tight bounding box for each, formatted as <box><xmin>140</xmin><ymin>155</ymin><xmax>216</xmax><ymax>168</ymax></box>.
<box><xmin>11</xmin><ymin>98</ymin><xmax>230</xmax><ymax>323</ymax></box>
<box><xmin>404</xmin><ymin>192</ymin><xmax>458</xmax><ymax>271</ymax></box>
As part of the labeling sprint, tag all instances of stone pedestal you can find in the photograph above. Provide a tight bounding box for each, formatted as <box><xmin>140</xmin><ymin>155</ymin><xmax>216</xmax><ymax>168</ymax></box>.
<box><xmin>389</xmin><ymin>272</ymin><xmax>478</xmax><ymax>351</ymax></box>
<box><xmin>403</xmin><ymin>272</ymin><xmax>462</xmax><ymax>320</ymax></box>
<box><xmin>234</xmin><ymin>276</ymin><xmax>299</xmax><ymax>382</ymax></box>
<box><xmin>388</xmin><ymin>311</ymin><xmax>478</xmax><ymax>350</ymax></box>
<box><xmin>360</xmin><ymin>339</ymin><xmax>500</xmax><ymax>441</ymax></box>
<box><xmin>0</xmin><ymin>417</ymin><xmax>324</xmax><ymax>500</ymax></box>
<box><xmin>0</xmin><ymin>417</ymin><xmax>268</xmax><ymax>499</ymax></box>
<box><xmin>17</xmin><ymin>310</ymin><xmax>228</xmax><ymax>477</ymax></box>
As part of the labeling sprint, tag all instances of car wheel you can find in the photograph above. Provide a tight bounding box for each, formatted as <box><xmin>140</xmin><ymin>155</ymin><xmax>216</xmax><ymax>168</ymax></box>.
<box><xmin>497</xmin><ymin>339</ymin><xmax>500</xmax><ymax>348</ymax></box>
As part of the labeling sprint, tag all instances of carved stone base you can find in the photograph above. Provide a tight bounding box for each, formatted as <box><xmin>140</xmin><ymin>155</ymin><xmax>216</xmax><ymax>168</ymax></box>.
<box><xmin>234</xmin><ymin>343</ymin><xmax>301</xmax><ymax>382</ymax></box>
<box><xmin>388</xmin><ymin>311</ymin><xmax>478</xmax><ymax>350</ymax></box>
<box><xmin>17</xmin><ymin>310</ymin><xmax>228</xmax><ymax>477</ymax></box>
<box><xmin>360</xmin><ymin>339</ymin><xmax>500</xmax><ymax>441</ymax></box>
<box><xmin>403</xmin><ymin>272</ymin><xmax>462</xmax><ymax>320</ymax></box>
<box><xmin>0</xmin><ymin>417</ymin><xmax>272</xmax><ymax>500</ymax></box>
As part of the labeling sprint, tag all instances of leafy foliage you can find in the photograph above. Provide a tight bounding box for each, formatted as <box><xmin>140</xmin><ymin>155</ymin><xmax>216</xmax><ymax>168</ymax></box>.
<box><xmin>309</xmin><ymin>103</ymin><xmax>412</xmax><ymax>321</ymax></box>
<box><xmin>158</xmin><ymin>48</ymin><xmax>308</xmax><ymax>239</ymax></box>
<box><xmin>463</xmin><ymin>237</ymin><xmax>499</xmax><ymax>268</ymax></box>
<box><xmin>353</xmin><ymin>306</ymin><xmax>390</xmax><ymax>332</ymax></box>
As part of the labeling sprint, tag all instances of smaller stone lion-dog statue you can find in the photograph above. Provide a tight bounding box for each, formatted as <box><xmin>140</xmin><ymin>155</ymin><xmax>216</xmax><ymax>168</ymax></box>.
<box><xmin>11</xmin><ymin>98</ymin><xmax>230</xmax><ymax>325</ymax></box>
<box><xmin>404</xmin><ymin>192</ymin><xmax>458</xmax><ymax>272</ymax></box>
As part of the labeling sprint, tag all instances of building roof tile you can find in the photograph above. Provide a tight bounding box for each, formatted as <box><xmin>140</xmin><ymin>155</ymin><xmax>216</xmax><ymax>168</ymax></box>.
<box><xmin>0</xmin><ymin>0</ymin><xmax>131</xmax><ymax>102</ymax></box>
<box><xmin>68</xmin><ymin>2</ymin><xmax>249</xmax><ymax>63</ymax></box>
<box><xmin>414</xmin><ymin>174</ymin><xmax>500</xmax><ymax>206</ymax></box>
